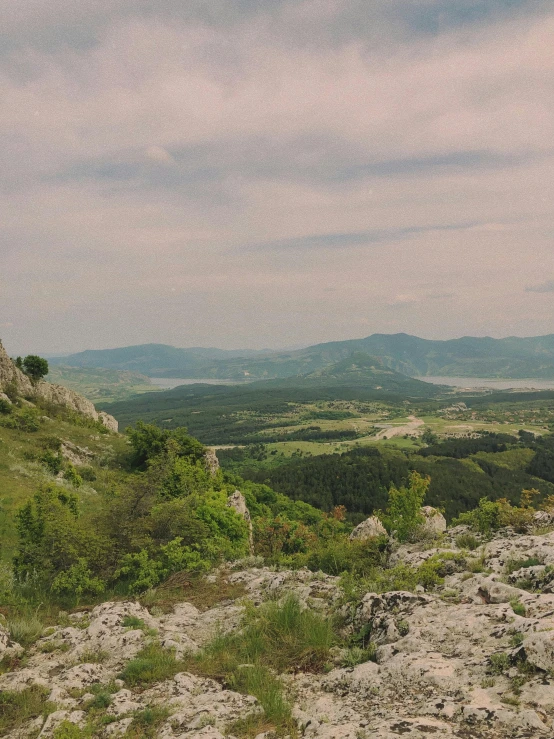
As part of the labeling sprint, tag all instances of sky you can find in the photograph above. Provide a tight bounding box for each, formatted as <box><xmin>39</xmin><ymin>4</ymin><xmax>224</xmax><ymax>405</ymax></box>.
<box><xmin>1</xmin><ymin>0</ymin><xmax>553</xmax><ymax>355</ymax></box>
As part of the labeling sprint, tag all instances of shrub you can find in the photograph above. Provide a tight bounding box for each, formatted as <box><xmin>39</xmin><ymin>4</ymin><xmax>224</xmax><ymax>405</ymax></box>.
<box><xmin>0</xmin><ymin>397</ymin><xmax>12</xmax><ymax>415</ymax></box>
<box><xmin>455</xmin><ymin>533</ymin><xmax>480</xmax><ymax>551</ymax></box>
<box><xmin>125</xmin><ymin>706</ymin><xmax>171</xmax><ymax>739</ymax></box>
<box><xmin>489</xmin><ymin>652</ymin><xmax>510</xmax><ymax>675</ymax></box>
<box><xmin>455</xmin><ymin>496</ymin><xmax>534</xmax><ymax>535</ymax></box>
<box><xmin>64</xmin><ymin>463</ymin><xmax>83</xmax><ymax>488</ymax></box>
<box><xmin>510</xmin><ymin>598</ymin><xmax>526</xmax><ymax>617</ymax></box>
<box><xmin>51</xmin><ymin>559</ymin><xmax>104</xmax><ymax>605</ymax></box>
<box><xmin>379</xmin><ymin>471</ymin><xmax>429</xmax><ymax>542</ymax></box>
<box><xmin>41</xmin><ymin>450</ymin><xmax>63</xmax><ymax>476</ymax></box>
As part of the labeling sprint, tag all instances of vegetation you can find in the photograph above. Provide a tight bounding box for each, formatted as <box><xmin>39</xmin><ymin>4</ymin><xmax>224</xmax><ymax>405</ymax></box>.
<box><xmin>21</xmin><ymin>355</ymin><xmax>49</xmax><ymax>382</ymax></box>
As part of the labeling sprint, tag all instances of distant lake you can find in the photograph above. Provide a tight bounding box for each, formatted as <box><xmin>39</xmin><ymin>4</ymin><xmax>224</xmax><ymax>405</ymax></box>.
<box><xmin>150</xmin><ymin>377</ymin><xmax>245</xmax><ymax>389</ymax></box>
<box><xmin>418</xmin><ymin>376</ymin><xmax>554</xmax><ymax>391</ymax></box>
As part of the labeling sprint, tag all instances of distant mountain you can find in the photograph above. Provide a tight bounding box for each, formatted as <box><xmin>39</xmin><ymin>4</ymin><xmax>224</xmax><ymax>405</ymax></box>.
<box><xmin>267</xmin><ymin>352</ymin><xmax>438</xmax><ymax>396</ymax></box>
<box><xmin>49</xmin><ymin>343</ymin><xmax>268</xmax><ymax>377</ymax></box>
<box><xmin>52</xmin><ymin>333</ymin><xmax>554</xmax><ymax>380</ymax></box>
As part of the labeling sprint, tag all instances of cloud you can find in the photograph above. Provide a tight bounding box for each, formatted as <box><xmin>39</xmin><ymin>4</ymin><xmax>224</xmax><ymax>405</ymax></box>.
<box><xmin>526</xmin><ymin>280</ymin><xmax>554</xmax><ymax>293</ymax></box>
<box><xmin>0</xmin><ymin>1</ymin><xmax>554</xmax><ymax>352</ymax></box>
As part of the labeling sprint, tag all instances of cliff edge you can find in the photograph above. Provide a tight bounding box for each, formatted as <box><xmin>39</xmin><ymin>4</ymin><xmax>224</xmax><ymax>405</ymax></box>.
<box><xmin>0</xmin><ymin>341</ymin><xmax>118</xmax><ymax>432</ymax></box>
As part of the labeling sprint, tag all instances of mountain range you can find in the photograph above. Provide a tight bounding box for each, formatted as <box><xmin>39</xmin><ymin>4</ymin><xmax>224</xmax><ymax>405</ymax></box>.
<box><xmin>51</xmin><ymin>333</ymin><xmax>554</xmax><ymax>380</ymax></box>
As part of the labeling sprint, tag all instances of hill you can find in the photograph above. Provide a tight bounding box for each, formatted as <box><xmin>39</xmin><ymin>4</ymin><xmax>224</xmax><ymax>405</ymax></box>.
<box><xmin>270</xmin><ymin>352</ymin><xmax>441</xmax><ymax>394</ymax></box>
<box><xmin>52</xmin><ymin>333</ymin><xmax>554</xmax><ymax>380</ymax></box>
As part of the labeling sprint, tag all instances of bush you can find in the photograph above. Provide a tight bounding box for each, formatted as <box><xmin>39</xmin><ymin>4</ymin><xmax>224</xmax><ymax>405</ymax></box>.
<box><xmin>455</xmin><ymin>496</ymin><xmax>534</xmax><ymax>535</ymax></box>
<box><xmin>379</xmin><ymin>471</ymin><xmax>429</xmax><ymax>542</ymax></box>
<box><xmin>455</xmin><ymin>533</ymin><xmax>480</xmax><ymax>551</ymax></box>
<box><xmin>0</xmin><ymin>397</ymin><xmax>12</xmax><ymax>415</ymax></box>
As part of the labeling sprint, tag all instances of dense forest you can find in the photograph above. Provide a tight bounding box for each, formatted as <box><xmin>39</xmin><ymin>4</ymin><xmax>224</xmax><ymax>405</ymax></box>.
<box><xmin>219</xmin><ymin>432</ymin><xmax>554</xmax><ymax>521</ymax></box>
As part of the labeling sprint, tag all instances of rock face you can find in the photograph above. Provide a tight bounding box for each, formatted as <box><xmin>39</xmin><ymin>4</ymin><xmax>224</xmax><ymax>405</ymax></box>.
<box><xmin>227</xmin><ymin>490</ymin><xmax>253</xmax><ymax>554</ymax></box>
<box><xmin>5</xmin><ymin>528</ymin><xmax>554</xmax><ymax>737</ymax></box>
<box><xmin>204</xmin><ymin>448</ymin><xmax>220</xmax><ymax>476</ymax></box>
<box><xmin>417</xmin><ymin>506</ymin><xmax>447</xmax><ymax>539</ymax></box>
<box><xmin>349</xmin><ymin>515</ymin><xmax>388</xmax><ymax>541</ymax></box>
<box><xmin>0</xmin><ymin>341</ymin><xmax>118</xmax><ymax>432</ymax></box>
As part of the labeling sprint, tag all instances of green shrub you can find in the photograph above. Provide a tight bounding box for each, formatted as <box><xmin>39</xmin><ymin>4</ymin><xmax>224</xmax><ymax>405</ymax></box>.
<box><xmin>455</xmin><ymin>533</ymin><xmax>480</xmax><ymax>551</ymax></box>
<box><xmin>0</xmin><ymin>397</ymin><xmax>12</xmax><ymax>415</ymax></box>
<box><xmin>379</xmin><ymin>471</ymin><xmax>429</xmax><ymax>542</ymax></box>
<box><xmin>505</xmin><ymin>556</ymin><xmax>542</xmax><ymax>575</ymax></box>
<box><xmin>510</xmin><ymin>598</ymin><xmax>526</xmax><ymax>616</ymax></box>
<box><xmin>52</xmin><ymin>721</ymin><xmax>87</xmax><ymax>738</ymax></box>
<box><xmin>41</xmin><ymin>450</ymin><xmax>63</xmax><ymax>475</ymax></box>
<box><xmin>489</xmin><ymin>652</ymin><xmax>510</xmax><ymax>675</ymax></box>
<box><xmin>64</xmin><ymin>463</ymin><xmax>83</xmax><ymax>488</ymax></box>
<box><xmin>455</xmin><ymin>496</ymin><xmax>535</xmax><ymax>535</ymax></box>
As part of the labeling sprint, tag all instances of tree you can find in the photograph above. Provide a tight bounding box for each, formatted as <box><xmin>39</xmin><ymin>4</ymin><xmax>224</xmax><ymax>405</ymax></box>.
<box><xmin>380</xmin><ymin>471</ymin><xmax>430</xmax><ymax>542</ymax></box>
<box><xmin>22</xmin><ymin>355</ymin><xmax>49</xmax><ymax>382</ymax></box>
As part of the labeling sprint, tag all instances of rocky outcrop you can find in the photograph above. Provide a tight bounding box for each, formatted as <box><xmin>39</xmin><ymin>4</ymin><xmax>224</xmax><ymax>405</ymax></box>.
<box><xmin>349</xmin><ymin>515</ymin><xmax>388</xmax><ymax>541</ymax></box>
<box><xmin>204</xmin><ymin>448</ymin><xmax>220</xmax><ymax>476</ymax></box>
<box><xmin>416</xmin><ymin>506</ymin><xmax>447</xmax><ymax>539</ymax></box>
<box><xmin>5</xmin><ymin>530</ymin><xmax>554</xmax><ymax>737</ymax></box>
<box><xmin>0</xmin><ymin>341</ymin><xmax>118</xmax><ymax>432</ymax></box>
<box><xmin>227</xmin><ymin>490</ymin><xmax>253</xmax><ymax>554</ymax></box>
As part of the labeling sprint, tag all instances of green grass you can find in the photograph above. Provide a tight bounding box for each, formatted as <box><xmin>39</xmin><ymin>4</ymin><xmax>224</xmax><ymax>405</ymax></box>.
<box><xmin>0</xmin><ymin>685</ymin><xmax>55</xmax><ymax>734</ymax></box>
<box><xmin>179</xmin><ymin>595</ymin><xmax>334</xmax><ymax>736</ymax></box>
<box><xmin>7</xmin><ymin>614</ymin><xmax>43</xmax><ymax>646</ymax></box>
<box><xmin>118</xmin><ymin>643</ymin><xmax>181</xmax><ymax>687</ymax></box>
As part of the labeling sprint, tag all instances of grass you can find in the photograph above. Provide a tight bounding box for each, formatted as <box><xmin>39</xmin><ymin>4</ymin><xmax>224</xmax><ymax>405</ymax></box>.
<box><xmin>124</xmin><ymin>706</ymin><xmax>171</xmax><ymax>738</ymax></box>
<box><xmin>77</xmin><ymin>648</ymin><xmax>109</xmax><ymax>664</ymax></box>
<box><xmin>7</xmin><ymin>614</ymin><xmax>43</xmax><ymax>646</ymax></box>
<box><xmin>455</xmin><ymin>533</ymin><xmax>480</xmax><ymax>551</ymax></box>
<box><xmin>118</xmin><ymin>643</ymin><xmax>181</xmax><ymax>687</ymax></box>
<box><xmin>504</xmin><ymin>556</ymin><xmax>542</xmax><ymax>575</ymax></box>
<box><xmin>510</xmin><ymin>598</ymin><xmax>526</xmax><ymax>617</ymax></box>
<box><xmin>177</xmin><ymin>595</ymin><xmax>335</xmax><ymax>737</ymax></box>
<box><xmin>139</xmin><ymin>571</ymin><xmax>247</xmax><ymax>614</ymax></box>
<box><xmin>0</xmin><ymin>685</ymin><xmax>55</xmax><ymax>734</ymax></box>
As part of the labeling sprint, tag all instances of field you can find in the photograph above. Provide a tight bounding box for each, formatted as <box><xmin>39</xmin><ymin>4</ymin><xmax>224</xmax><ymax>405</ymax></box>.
<box><xmin>46</xmin><ymin>365</ymin><xmax>161</xmax><ymax>404</ymax></box>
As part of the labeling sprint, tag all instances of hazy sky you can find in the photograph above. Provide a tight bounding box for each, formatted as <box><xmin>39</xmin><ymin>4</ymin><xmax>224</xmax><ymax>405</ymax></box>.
<box><xmin>1</xmin><ymin>1</ymin><xmax>553</xmax><ymax>354</ymax></box>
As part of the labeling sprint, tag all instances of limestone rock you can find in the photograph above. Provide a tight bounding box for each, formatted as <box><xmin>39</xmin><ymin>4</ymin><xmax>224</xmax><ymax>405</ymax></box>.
<box><xmin>349</xmin><ymin>515</ymin><xmax>387</xmax><ymax>541</ymax></box>
<box><xmin>204</xmin><ymin>448</ymin><xmax>220</xmax><ymax>476</ymax></box>
<box><xmin>523</xmin><ymin>630</ymin><xmax>554</xmax><ymax>671</ymax></box>
<box><xmin>416</xmin><ymin>506</ymin><xmax>447</xmax><ymax>539</ymax></box>
<box><xmin>228</xmin><ymin>489</ymin><xmax>253</xmax><ymax>554</ymax></box>
<box><xmin>0</xmin><ymin>340</ymin><xmax>118</xmax><ymax>431</ymax></box>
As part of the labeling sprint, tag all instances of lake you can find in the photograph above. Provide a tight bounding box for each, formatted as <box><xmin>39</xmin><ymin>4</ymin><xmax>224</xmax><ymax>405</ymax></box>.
<box><xmin>418</xmin><ymin>376</ymin><xmax>554</xmax><ymax>391</ymax></box>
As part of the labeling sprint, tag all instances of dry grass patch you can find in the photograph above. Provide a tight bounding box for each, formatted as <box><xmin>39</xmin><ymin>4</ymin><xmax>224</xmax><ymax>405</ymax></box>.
<box><xmin>140</xmin><ymin>571</ymin><xmax>246</xmax><ymax>613</ymax></box>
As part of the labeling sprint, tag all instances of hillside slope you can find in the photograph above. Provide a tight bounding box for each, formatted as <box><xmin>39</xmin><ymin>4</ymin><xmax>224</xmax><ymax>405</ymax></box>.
<box><xmin>52</xmin><ymin>333</ymin><xmax>554</xmax><ymax>379</ymax></box>
<box><xmin>0</xmin><ymin>342</ymin><xmax>118</xmax><ymax>431</ymax></box>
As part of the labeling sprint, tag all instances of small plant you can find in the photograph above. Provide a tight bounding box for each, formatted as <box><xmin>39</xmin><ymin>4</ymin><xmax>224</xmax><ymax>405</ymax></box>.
<box><xmin>500</xmin><ymin>695</ymin><xmax>520</xmax><ymax>707</ymax></box>
<box><xmin>125</xmin><ymin>706</ymin><xmax>171</xmax><ymax>738</ymax></box>
<box><xmin>39</xmin><ymin>641</ymin><xmax>70</xmax><ymax>654</ymax></box>
<box><xmin>481</xmin><ymin>677</ymin><xmax>496</xmax><ymax>688</ymax></box>
<box><xmin>119</xmin><ymin>644</ymin><xmax>181</xmax><ymax>687</ymax></box>
<box><xmin>340</xmin><ymin>646</ymin><xmax>376</xmax><ymax>668</ymax></box>
<box><xmin>52</xmin><ymin>721</ymin><xmax>87</xmax><ymax>738</ymax></box>
<box><xmin>488</xmin><ymin>652</ymin><xmax>510</xmax><ymax>675</ymax></box>
<box><xmin>78</xmin><ymin>649</ymin><xmax>109</xmax><ymax>664</ymax></box>
<box><xmin>455</xmin><ymin>533</ymin><xmax>479</xmax><ymax>551</ymax></box>
<box><xmin>8</xmin><ymin>615</ymin><xmax>43</xmax><ymax>647</ymax></box>
<box><xmin>509</xmin><ymin>631</ymin><xmax>524</xmax><ymax>647</ymax></box>
<box><xmin>505</xmin><ymin>556</ymin><xmax>542</xmax><ymax>575</ymax></box>
<box><xmin>396</xmin><ymin>620</ymin><xmax>410</xmax><ymax>636</ymax></box>
<box><xmin>510</xmin><ymin>598</ymin><xmax>526</xmax><ymax>617</ymax></box>
<box><xmin>122</xmin><ymin>615</ymin><xmax>146</xmax><ymax>630</ymax></box>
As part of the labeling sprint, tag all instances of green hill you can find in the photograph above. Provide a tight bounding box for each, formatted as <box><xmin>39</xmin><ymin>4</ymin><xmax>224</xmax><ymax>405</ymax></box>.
<box><xmin>53</xmin><ymin>333</ymin><xmax>554</xmax><ymax>380</ymax></box>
